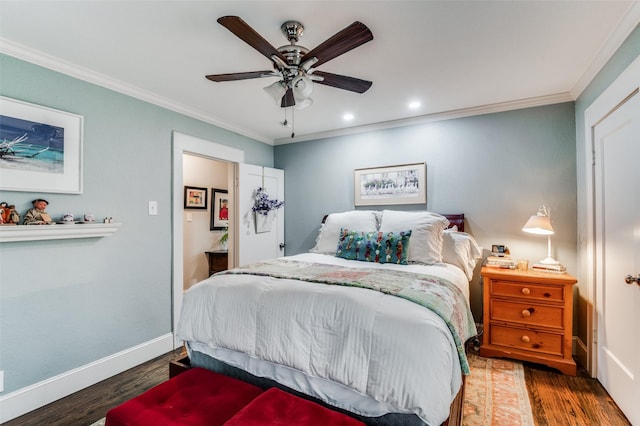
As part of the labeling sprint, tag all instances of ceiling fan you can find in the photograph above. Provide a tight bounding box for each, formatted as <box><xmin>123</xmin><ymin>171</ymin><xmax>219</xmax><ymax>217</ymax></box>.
<box><xmin>206</xmin><ymin>16</ymin><xmax>373</xmax><ymax>110</ymax></box>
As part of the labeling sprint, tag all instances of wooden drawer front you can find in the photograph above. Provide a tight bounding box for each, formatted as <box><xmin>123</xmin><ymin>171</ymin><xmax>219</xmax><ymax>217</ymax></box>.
<box><xmin>490</xmin><ymin>300</ymin><xmax>564</xmax><ymax>329</ymax></box>
<box><xmin>491</xmin><ymin>280</ymin><xmax>564</xmax><ymax>303</ymax></box>
<box><xmin>210</xmin><ymin>255</ymin><xmax>227</xmax><ymax>271</ymax></box>
<box><xmin>490</xmin><ymin>324</ymin><xmax>563</xmax><ymax>357</ymax></box>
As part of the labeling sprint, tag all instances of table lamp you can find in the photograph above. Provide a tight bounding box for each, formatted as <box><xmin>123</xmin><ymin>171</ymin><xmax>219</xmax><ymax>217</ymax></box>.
<box><xmin>522</xmin><ymin>205</ymin><xmax>560</xmax><ymax>265</ymax></box>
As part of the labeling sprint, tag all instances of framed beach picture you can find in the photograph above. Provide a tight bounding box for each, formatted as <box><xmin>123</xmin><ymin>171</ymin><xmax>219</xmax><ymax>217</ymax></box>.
<box><xmin>0</xmin><ymin>96</ymin><xmax>84</xmax><ymax>193</ymax></box>
<box><xmin>184</xmin><ymin>186</ymin><xmax>208</xmax><ymax>209</ymax></box>
<box><xmin>211</xmin><ymin>188</ymin><xmax>229</xmax><ymax>230</ymax></box>
<box><xmin>354</xmin><ymin>162</ymin><xmax>426</xmax><ymax>206</ymax></box>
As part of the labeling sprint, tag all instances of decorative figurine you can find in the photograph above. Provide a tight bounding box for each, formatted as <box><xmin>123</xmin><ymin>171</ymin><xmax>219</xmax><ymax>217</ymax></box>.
<box><xmin>6</xmin><ymin>204</ymin><xmax>20</xmax><ymax>224</ymax></box>
<box><xmin>0</xmin><ymin>202</ymin><xmax>21</xmax><ymax>224</ymax></box>
<box><xmin>0</xmin><ymin>202</ymin><xmax>6</xmax><ymax>224</ymax></box>
<box><xmin>23</xmin><ymin>199</ymin><xmax>53</xmax><ymax>225</ymax></box>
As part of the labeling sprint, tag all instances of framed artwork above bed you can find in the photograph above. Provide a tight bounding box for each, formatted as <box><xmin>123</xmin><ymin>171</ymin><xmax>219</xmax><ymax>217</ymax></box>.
<box><xmin>354</xmin><ymin>162</ymin><xmax>426</xmax><ymax>206</ymax></box>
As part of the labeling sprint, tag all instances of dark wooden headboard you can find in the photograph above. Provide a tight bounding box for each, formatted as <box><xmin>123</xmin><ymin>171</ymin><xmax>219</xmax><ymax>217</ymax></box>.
<box><xmin>321</xmin><ymin>213</ymin><xmax>465</xmax><ymax>232</ymax></box>
<box><xmin>444</xmin><ymin>214</ymin><xmax>464</xmax><ymax>232</ymax></box>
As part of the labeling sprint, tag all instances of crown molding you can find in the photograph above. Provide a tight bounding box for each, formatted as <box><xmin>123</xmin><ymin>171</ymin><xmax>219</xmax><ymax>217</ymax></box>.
<box><xmin>571</xmin><ymin>1</ymin><xmax>640</xmax><ymax>99</ymax></box>
<box><xmin>274</xmin><ymin>92</ymin><xmax>574</xmax><ymax>145</ymax></box>
<box><xmin>0</xmin><ymin>38</ymin><xmax>273</xmax><ymax>145</ymax></box>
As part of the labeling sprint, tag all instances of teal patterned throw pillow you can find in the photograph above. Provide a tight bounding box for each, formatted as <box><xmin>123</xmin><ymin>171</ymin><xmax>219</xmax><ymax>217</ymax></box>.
<box><xmin>336</xmin><ymin>228</ymin><xmax>412</xmax><ymax>264</ymax></box>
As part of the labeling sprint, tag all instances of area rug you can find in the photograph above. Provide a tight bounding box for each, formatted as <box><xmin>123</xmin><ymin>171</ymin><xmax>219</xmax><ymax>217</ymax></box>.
<box><xmin>463</xmin><ymin>353</ymin><xmax>534</xmax><ymax>425</ymax></box>
<box><xmin>90</xmin><ymin>354</ymin><xmax>533</xmax><ymax>426</ymax></box>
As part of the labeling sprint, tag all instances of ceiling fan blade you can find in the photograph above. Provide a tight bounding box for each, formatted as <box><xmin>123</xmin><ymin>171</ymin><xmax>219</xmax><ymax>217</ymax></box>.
<box><xmin>302</xmin><ymin>21</ymin><xmax>373</xmax><ymax>68</ymax></box>
<box><xmin>281</xmin><ymin>88</ymin><xmax>295</xmax><ymax>108</ymax></box>
<box><xmin>217</xmin><ymin>16</ymin><xmax>288</xmax><ymax>66</ymax></box>
<box><xmin>312</xmin><ymin>71</ymin><xmax>372</xmax><ymax>93</ymax></box>
<box><xmin>206</xmin><ymin>71</ymin><xmax>274</xmax><ymax>82</ymax></box>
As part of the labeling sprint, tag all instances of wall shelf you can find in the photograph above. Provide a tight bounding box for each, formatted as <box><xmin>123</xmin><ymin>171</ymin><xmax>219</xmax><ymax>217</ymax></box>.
<box><xmin>0</xmin><ymin>223</ymin><xmax>121</xmax><ymax>242</ymax></box>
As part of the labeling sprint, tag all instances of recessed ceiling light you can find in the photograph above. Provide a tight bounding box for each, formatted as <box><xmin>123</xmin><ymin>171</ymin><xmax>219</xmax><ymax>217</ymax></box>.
<box><xmin>408</xmin><ymin>101</ymin><xmax>421</xmax><ymax>109</ymax></box>
<box><xmin>343</xmin><ymin>113</ymin><xmax>354</xmax><ymax>121</ymax></box>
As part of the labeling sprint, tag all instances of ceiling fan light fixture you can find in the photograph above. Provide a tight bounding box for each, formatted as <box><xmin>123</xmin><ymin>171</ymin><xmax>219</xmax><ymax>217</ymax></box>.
<box><xmin>294</xmin><ymin>98</ymin><xmax>313</xmax><ymax>110</ymax></box>
<box><xmin>292</xmin><ymin>75</ymin><xmax>314</xmax><ymax>100</ymax></box>
<box><xmin>263</xmin><ymin>81</ymin><xmax>287</xmax><ymax>105</ymax></box>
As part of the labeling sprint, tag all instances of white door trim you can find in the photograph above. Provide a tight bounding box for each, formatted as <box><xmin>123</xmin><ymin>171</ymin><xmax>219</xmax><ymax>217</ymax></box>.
<box><xmin>582</xmin><ymin>55</ymin><xmax>640</xmax><ymax>376</ymax></box>
<box><xmin>171</xmin><ymin>131</ymin><xmax>244</xmax><ymax>347</ymax></box>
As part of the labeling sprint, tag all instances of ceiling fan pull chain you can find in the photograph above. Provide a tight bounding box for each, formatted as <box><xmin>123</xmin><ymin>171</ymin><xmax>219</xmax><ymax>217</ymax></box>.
<box><xmin>291</xmin><ymin>107</ymin><xmax>295</xmax><ymax>139</ymax></box>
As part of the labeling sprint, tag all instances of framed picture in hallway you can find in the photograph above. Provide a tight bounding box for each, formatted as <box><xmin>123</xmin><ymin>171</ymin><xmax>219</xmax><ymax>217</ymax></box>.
<box><xmin>211</xmin><ymin>188</ymin><xmax>229</xmax><ymax>230</ymax></box>
<box><xmin>184</xmin><ymin>186</ymin><xmax>207</xmax><ymax>209</ymax></box>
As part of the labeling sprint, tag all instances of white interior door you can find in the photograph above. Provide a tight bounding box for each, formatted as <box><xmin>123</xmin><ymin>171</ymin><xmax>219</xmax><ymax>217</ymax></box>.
<box><xmin>237</xmin><ymin>164</ymin><xmax>285</xmax><ymax>266</ymax></box>
<box><xmin>594</xmin><ymin>91</ymin><xmax>639</xmax><ymax>425</ymax></box>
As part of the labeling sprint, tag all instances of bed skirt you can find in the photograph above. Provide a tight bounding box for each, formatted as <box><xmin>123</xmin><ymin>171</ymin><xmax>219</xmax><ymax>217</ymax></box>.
<box><xmin>188</xmin><ymin>347</ymin><xmax>464</xmax><ymax>426</ymax></box>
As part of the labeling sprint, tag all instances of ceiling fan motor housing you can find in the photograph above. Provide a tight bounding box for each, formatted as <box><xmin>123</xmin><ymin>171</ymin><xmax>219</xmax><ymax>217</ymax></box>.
<box><xmin>281</xmin><ymin>20</ymin><xmax>304</xmax><ymax>43</ymax></box>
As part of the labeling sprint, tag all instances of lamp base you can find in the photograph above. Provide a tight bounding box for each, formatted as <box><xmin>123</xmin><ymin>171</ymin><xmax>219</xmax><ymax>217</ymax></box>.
<box><xmin>539</xmin><ymin>256</ymin><xmax>560</xmax><ymax>265</ymax></box>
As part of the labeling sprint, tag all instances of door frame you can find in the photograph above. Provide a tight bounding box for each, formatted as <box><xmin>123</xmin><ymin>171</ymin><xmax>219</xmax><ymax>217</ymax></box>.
<box><xmin>171</xmin><ymin>131</ymin><xmax>244</xmax><ymax>348</ymax></box>
<box><xmin>581</xmin><ymin>55</ymin><xmax>640</xmax><ymax>376</ymax></box>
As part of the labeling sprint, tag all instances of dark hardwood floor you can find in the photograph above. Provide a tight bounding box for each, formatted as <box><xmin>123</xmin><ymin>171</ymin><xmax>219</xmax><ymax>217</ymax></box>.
<box><xmin>3</xmin><ymin>351</ymin><xmax>631</xmax><ymax>426</ymax></box>
<box><xmin>2</xmin><ymin>349</ymin><xmax>183</xmax><ymax>426</ymax></box>
<box><xmin>524</xmin><ymin>361</ymin><xmax>631</xmax><ymax>426</ymax></box>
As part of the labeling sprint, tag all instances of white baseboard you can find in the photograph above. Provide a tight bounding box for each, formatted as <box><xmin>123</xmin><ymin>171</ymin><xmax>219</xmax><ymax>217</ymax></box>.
<box><xmin>0</xmin><ymin>333</ymin><xmax>174</xmax><ymax>423</ymax></box>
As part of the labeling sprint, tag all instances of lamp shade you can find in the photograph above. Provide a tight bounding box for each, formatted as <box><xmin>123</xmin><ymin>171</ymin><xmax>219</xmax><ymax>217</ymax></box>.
<box><xmin>522</xmin><ymin>214</ymin><xmax>554</xmax><ymax>235</ymax></box>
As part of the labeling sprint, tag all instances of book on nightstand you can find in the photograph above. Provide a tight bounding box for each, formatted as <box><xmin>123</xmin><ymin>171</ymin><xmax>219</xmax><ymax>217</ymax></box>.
<box><xmin>485</xmin><ymin>256</ymin><xmax>516</xmax><ymax>268</ymax></box>
<box><xmin>532</xmin><ymin>263</ymin><xmax>567</xmax><ymax>273</ymax></box>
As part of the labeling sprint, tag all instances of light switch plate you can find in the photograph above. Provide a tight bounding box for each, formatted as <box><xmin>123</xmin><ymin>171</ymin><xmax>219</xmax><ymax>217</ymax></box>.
<box><xmin>148</xmin><ymin>201</ymin><xmax>158</xmax><ymax>216</ymax></box>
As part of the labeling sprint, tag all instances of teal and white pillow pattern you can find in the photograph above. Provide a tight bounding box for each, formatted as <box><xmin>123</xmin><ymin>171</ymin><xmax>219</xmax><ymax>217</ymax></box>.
<box><xmin>335</xmin><ymin>228</ymin><xmax>412</xmax><ymax>264</ymax></box>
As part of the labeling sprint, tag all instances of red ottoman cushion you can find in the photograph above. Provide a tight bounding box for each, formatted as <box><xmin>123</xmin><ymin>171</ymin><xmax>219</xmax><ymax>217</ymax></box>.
<box><xmin>105</xmin><ymin>367</ymin><xmax>263</xmax><ymax>426</ymax></box>
<box><xmin>224</xmin><ymin>387</ymin><xmax>365</xmax><ymax>425</ymax></box>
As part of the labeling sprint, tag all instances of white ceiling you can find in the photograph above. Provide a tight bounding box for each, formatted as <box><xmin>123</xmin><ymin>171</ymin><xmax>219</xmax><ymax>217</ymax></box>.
<box><xmin>1</xmin><ymin>1</ymin><xmax>638</xmax><ymax>145</ymax></box>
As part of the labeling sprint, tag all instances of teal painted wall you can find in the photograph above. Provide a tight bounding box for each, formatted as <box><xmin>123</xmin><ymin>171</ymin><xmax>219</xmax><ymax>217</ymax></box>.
<box><xmin>0</xmin><ymin>54</ymin><xmax>273</xmax><ymax>394</ymax></box>
<box><xmin>275</xmin><ymin>102</ymin><xmax>577</xmax><ymax>319</ymax></box>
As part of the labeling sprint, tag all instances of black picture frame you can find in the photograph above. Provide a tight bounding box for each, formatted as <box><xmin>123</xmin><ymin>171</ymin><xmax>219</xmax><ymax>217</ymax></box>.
<box><xmin>183</xmin><ymin>186</ymin><xmax>207</xmax><ymax>209</ymax></box>
<box><xmin>211</xmin><ymin>188</ymin><xmax>229</xmax><ymax>230</ymax></box>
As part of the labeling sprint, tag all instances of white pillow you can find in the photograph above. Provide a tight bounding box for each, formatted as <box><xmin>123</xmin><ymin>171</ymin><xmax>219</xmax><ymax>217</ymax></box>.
<box><xmin>310</xmin><ymin>210</ymin><xmax>380</xmax><ymax>254</ymax></box>
<box><xmin>442</xmin><ymin>230</ymin><xmax>482</xmax><ymax>280</ymax></box>
<box><xmin>379</xmin><ymin>210</ymin><xmax>449</xmax><ymax>264</ymax></box>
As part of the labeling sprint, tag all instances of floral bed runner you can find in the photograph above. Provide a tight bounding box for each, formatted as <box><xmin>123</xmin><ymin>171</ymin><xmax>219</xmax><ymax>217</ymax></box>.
<box><xmin>222</xmin><ymin>259</ymin><xmax>477</xmax><ymax>374</ymax></box>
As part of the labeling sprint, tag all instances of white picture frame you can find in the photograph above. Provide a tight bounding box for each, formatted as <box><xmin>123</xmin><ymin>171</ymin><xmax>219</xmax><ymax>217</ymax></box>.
<box><xmin>0</xmin><ymin>96</ymin><xmax>83</xmax><ymax>193</ymax></box>
<box><xmin>354</xmin><ymin>162</ymin><xmax>426</xmax><ymax>206</ymax></box>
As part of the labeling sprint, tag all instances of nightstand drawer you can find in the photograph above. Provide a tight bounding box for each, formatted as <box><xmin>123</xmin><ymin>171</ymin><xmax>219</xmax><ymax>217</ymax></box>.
<box><xmin>491</xmin><ymin>279</ymin><xmax>564</xmax><ymax>302</ymax></box>
<box><xmin>490</xmin><ymin>324</ymin><xmax>563</xmax><ymax>357</ymax></box>
<box><xmin>491</xmin><ymin>300</ymin><xmax>564</xmax><ymax>329</ymax></box>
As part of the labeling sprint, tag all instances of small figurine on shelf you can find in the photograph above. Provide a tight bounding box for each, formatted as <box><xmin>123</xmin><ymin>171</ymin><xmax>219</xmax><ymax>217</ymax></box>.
<box><xmin>23</xmin><ymin>199</ymin><xmax>53</xmax><ymax>225</ymax></box>
<box><xmin>0</xmin><ymin>202</ymin><xmax>5</xmax><ymax>224</ymax></box>
<box><xmin>6</xmin><ymin>204</ymin><xmax>20</xmax><ymax>224</ymax></box>
<box><xmin>0</xmin><ymin>202</ymin><xmax>21</xmax><ymax>225</ymax></box>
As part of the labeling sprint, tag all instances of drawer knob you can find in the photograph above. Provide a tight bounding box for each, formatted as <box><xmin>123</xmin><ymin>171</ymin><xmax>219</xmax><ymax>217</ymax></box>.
<box><xmin>521</xmin><ymin>335</ymin><xmax>531</xmax><ymax>343</ymax></box>
<box><xmin>521</xmin><ymin>308</ymin><xmax>535</xmax><ymax>317</ymax></box>
<box><xmin>521</xmin><ymin>288</ymin><xmax>531</xmax><ymax>295</ymax></box>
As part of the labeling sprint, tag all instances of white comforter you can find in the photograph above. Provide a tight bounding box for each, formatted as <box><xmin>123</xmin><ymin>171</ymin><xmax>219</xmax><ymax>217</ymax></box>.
<box><xmin>177</xmin><ymin>253</ymin><xmax>471</xmax><ymax>425</ymax></box>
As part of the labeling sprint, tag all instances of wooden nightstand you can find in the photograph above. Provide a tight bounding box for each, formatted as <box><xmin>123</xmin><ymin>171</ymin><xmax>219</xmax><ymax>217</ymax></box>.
<box><xmin>205</xmin><ymin>250</ymin><xmax>228</xmax><ymax>276</ymax></box>
<box><xmin>480</xmin><ymin>266</ymin><xmax>578</xmax><ymax>375</ymax></box>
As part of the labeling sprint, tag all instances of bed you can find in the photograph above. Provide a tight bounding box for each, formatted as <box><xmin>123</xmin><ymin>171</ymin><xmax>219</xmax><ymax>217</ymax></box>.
<box><xmin>177</xmin><ymin>210</ymin><xmax>481</xmax><ymax>426</ymax></box>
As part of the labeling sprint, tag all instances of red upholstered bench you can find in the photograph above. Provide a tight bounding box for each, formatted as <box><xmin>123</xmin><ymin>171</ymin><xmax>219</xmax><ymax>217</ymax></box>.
<box><xmin>225</xmin><ymin>387</ymin><xmax>365</xmax><ymax>426</ymax></box>
<box><xmin>105</xmin><ymin>367</ymin><xmax>263</xmax><ymax>426</ymax></box>
<box><xmin>106</xmin><ymin>366</ymin><xmax>365</xmax><ymax>426</ymax></box>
